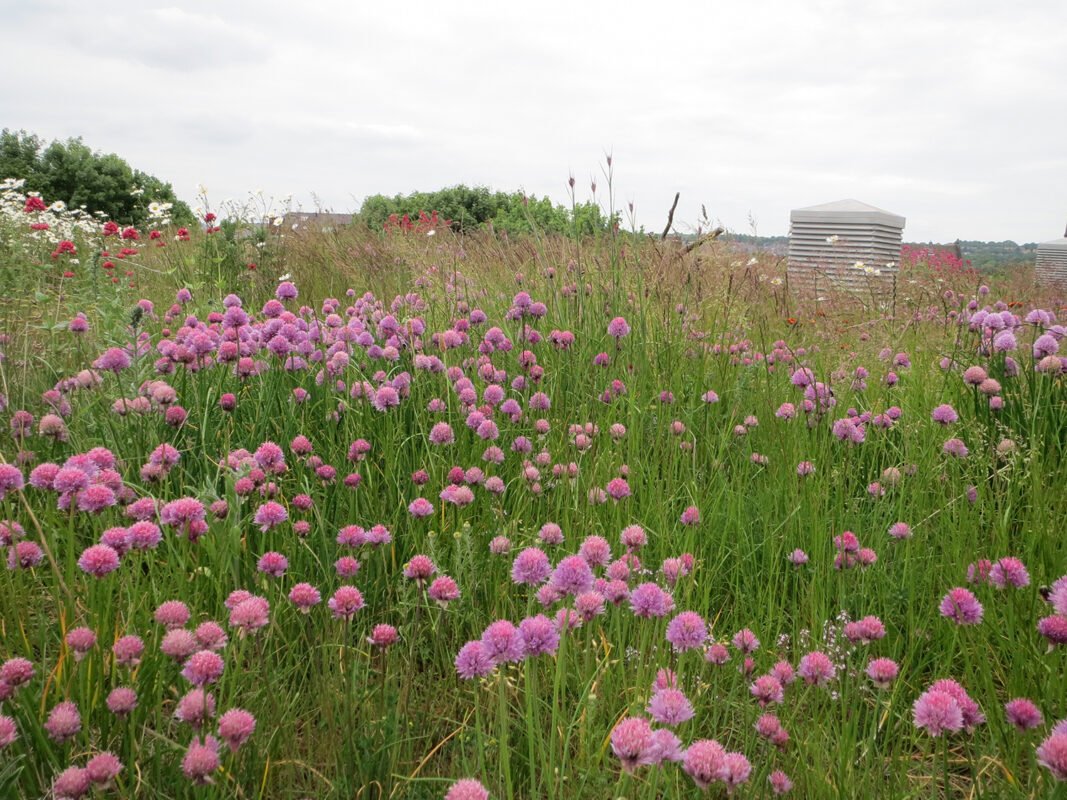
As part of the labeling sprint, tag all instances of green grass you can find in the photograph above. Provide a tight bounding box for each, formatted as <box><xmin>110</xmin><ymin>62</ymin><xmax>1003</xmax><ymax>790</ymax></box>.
<box><xmin>0</xmin><ymin>193</ymin><xmax>1065</xmax><ymax>799</ymax></box>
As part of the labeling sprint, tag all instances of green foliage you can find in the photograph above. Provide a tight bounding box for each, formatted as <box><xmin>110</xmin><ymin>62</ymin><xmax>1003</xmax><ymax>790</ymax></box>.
<box><xmin>358</xmin><ymin>183</ymin><xmax>613</xmax><ymax>236</ymax></box>
<box><xmin>0</xmin><ymin>129</ymin><xmax>194</xmax><ymax>227</ymax></box>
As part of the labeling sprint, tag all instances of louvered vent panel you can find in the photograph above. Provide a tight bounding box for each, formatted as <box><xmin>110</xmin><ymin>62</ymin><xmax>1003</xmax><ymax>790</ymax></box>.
<box><xmin>1035</xmin><ymin>239</ymin><xmax>1067</xmax><ymax>288</ymax></box>
<box><xmin>786</xmin><ymin>200</ymin><xmax>904</xmax><ymax>293</ymax></box>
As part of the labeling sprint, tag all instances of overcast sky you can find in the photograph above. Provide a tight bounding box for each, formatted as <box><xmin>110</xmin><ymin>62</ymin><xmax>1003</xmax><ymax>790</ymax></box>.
<box><xmin>2</xmin><ymin>0</ymin><xmax>1065</xmax><ymax>242</ymax></box>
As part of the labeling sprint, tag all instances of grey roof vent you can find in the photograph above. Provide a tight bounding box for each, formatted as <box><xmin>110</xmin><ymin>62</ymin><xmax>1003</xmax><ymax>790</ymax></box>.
<box><xmin>787</xmin><ymin>199</ymin><xmax>905</xmax><ymax>293</ymax></box>
<box><xmin>1035</xmin><ymin>229</ymin><xmax>1067</xmax><ymax>288</ymax></box>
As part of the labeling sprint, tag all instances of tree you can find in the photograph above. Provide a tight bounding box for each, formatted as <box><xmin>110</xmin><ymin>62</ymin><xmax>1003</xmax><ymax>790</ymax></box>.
<box><xmin>0</xmin><ymin>129</ymin><xmax>194</xmax><ymax>227</ymax></box>
<box><xmin>357</xmin><ymin>183</ymin><xmax>613</xmax><ymax>237</ymax></box>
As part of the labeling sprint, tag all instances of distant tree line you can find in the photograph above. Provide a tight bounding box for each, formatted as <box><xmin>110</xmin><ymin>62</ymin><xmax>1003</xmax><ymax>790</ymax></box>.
<box><xmin>358</xmin><ymin>184</ymin><xmax>616</xmax><ymax>236</ymax></box>
<box><xmin>0</xmin><ymin>129</ymin><xmax>194</xmax><ymax>227</ymax></box>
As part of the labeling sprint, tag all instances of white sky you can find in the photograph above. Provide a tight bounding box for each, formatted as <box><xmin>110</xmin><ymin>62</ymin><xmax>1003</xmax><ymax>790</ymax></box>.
<box><xmin>2</xmin><ymin>0</ymin><xmax>1065</xmax><ymax>243</ymax></box>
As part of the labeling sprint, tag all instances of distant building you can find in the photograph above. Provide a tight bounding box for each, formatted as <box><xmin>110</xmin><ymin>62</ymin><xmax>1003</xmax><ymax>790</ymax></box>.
<box><xmin>281</xmin><ymin>212</ymin><xmax>355</xmax><ymax>232</ymax></box>
<box><xmin>1035</xmin><ymin>231</ymin><xmax>1067</xmax><ymax>289</ymax></box>
<box><xmin>787</xmin><ymin>199</ymin><xmax>905</xmax><ymax>293</ymax></box>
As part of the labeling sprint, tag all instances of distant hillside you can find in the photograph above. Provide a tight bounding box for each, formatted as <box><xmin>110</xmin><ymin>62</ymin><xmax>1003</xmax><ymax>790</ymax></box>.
<box><xmin>723</xmin><ymin>234</ymin><xmax>1036</xmax><ymax>272</ymax></box>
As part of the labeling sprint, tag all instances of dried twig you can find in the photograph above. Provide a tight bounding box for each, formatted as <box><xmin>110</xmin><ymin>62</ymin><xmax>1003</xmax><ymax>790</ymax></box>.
<box><xmin>683</xmin><ymin>227</ymin><xmax>725</xmax><ymax>254</ymax></box>
<box><xmin>661</xmin><ymin>192</ymin><xmax>680</xmax><ymax>240</ymax></box>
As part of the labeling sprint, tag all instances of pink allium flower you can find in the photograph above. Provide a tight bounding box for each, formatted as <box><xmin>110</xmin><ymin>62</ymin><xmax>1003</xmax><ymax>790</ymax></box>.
<box><xmin>368</xmin><ymin>624</ymin><xmax>399</xmax><ymax>649</ymax></box>
<box><xmin>751</xmin><ymin>675</ymin><xmax>785</xmax><ymax>706</ymax></box>
<box><xmin>408</xmin><ymin>497</ymin><xmax>434</xmax><ymax>517</ymax></box>
<box><xmin>85</xmin><ymin>751</ymin><xmax>123</xmax><ymax>785</ymax></box>
<box><xmin>680</xmin><ymin>505</ymin><xmax>700</xmax><ymax>526</ymax></box>
<box><xmin>648</xmin><ymin>688</ymin><xmax>695</xmax><ymax>726</ymax></box>
<box><xmin>771</xmin><ymin>660</ymin><xmax>795</xmax><ymax>686</ymax></box>
<box><xmin>888</xmin><ymin>521</ymin><xmax>912</xmax><ymax>540</ymax></box>
<box><xmin>52</xmin><ymin>766</ymin><xmax>91</xmax><ymax>799</ymax></box>
<box><xmin>429</xmin><ymin>422</ymin><xmax>455</xmax><ymax>445</ymax></box>
<box><xmin>611</xmin><ymin>716</ymin><xmax>656</xmax><ymax>772</ymax></box>
<box><xmin>428</xmin><ymin>575</ymin><xmax>461</xmax><ymax>606</ymax></box>
<box><xmin>1037</xmin><ymin>731</ymin><xmax>1067</xmax><ymax>781</ymax></box>
<box><xmin>195</xmin><ymin>621</ymin><xmax>228</xmax><ymax>651</ymax></box>
<box><xmin>0</xmin><ymin>657</ymin><xmax>33</xmax><ymax>687</ymax></box>
<box><xmin>161</xmin><ymin>629</ymin><xmax>199</xmax><ymax>661</ymax></box>
<box><xmin>253</xmin><ymin>500</ymin><xmax>287</xmax><ymax>531</ymax></box>
<box><xmin>403</xmin><ymin>554</ymin><xmax>437</xmax><ymax>584</ymax></box>
<box><xmin>798</xmin><ymin>651</ymin><xmax>836</xmax><ymax>685</ymax></box>
<box><xmin>666</xmin><ymin>611</ymin><xmax>707</xmax><ymax>652</ymax></box>
<box><xmin>732</xmin><ymin>628</ymin><xmax>760</xmax><ymax>654</ymax></box>
<box><xmin>930</xmin><ymin>679</ymin><xmax>985</xmax><ymax>729</ymax></box>
<box><xmin>989</xmin><ymin>557</ymin><xmax>1030</xmax><ymax>589</ymax></box>
<box><xmin>1051</xmin><ymin>576</ymin><xmax>1067</xmax><ymax>616</ymax></box>
<box><xmin>769</xmin><ymin>770</ymin><xmax>793</xmax><ymax>794</ymax></box>
<box><xmin>942</xmin><ymin>437</ymin><xmax>969</xmax><ymax>458</ymax></box>
<box><xmin>934</xmin><ymin>407</ymin><xmax>960</xmax><ymax>426</ymax></box>
<box><xmin>327</xmin><ymin>586</ymin><xmax>364</xmax><ymax>620</ymax></box>
<box><xmin>940</xmin><ymin>587</ymin><xmax>983</xmax><ymax>625</ymax></box>
<box><xmin>113</xmin><ymin>635</ymin><xmax>144</xmax><ymax>667</ymax></box>
<box><xmin>445</xmin><ymin>779</ymin><xmax>490</xmax><ymax>800</ymax></box>
<box><xmin>551</xmin><ymin>555</ymin><xmax>594</xmax><ymax>596</ymax></box>
<box><xmin>574</xmin><ymin>590</ymin><xmax>605</xmax><ymax>621</ymax></box>
<box><xmin>607</xmin><ymin>316</ymin><xmax>631</xmax><ymax>339</ymax></box>
<box><xmin>1004</xmin><ymin>698</ymin><xmax>1044</xmax><ymax>731</ymax></box>
<box><xmin>489</xmin><ymin>535</ymin><xmax>512</xmax><ymax>555</ymax></box>
<box><xmin>1038</xmin><ymin>615</ymin><xmax>1067</xmax><ymax>645</ymax></box>
<box><xmin>454</xmin><ymin>641</ymin><xmax>494</xmax><ymax>679</ymax></box>
<box><xmin>440</xmin><ymin>484</ymin><xmax>475</xmax><ymax>506</ymax></box>
<box><xmin>705</xmin><ymin>643</ymin><xmax>730</xmax><ymax>665</ymax></box>
<box><xmin>8</xmin><ymin>540</ymin><xmax>43</xmax><ymax>569</ymax></box>
<box><xmin>175</xmin><ymin>688</ymin><xmax>216</xmax><ymax>728</ymax></box>
<box><xmin>218</xmin><ymin>708</ymin><xmax>256</xmax><ymax>752</ymax></box>
<box><xmin>106</xmin><ymin>687</ymin><xmax>138</xmax><ymax>716</ymax></box>
<box><xmin>256</xmin><ymin>551</ymin><xmax>288</xmax><ymax>577</ymax></box>
<box><xmin>721</xmin><ymin>752</ymin><xmax>752</xmax><ymax>792</ymax></box>
<box><xmin>629</xmin><ymin>582</ymin><xmax>675</xmax><ymax>618</ymax></box>
<box><xmin>480</xmin><ymin>620</ymin><xmax>525</xmax><ymax>664</ymax></box>
<box><xmin>181</xmin><ymin>650</ymin><xmax>225</xmax><ymax>685</ymax></box>
<box><xmin>511</xmin><ymin>548</ymin><xmax>551</xmax><ymax>586</ymax></box>
<box><xmin>77</xmin><ymin>543</ymin><xmax>120</xmax><ymax>577</ymax></box>
<box><xmin>683</xmin><ymin>739</ymin><xmax>727</xmax><ymax>789</ymax></box>
<box><xmin>796</xmin><ymin>460</ymin><xmax>815</xmax><ymax>476</ymax></box>
<box><xmin>866</xmin><ymin>657</ymin><xmax>899</xmax><ymax>689</ymax></box>
<box><xmin>913</xmin><ymin>689</ymin><xmax>964</xmax><ymax>737</ymax></box>
<box><xmin>788</xmin><ymin>548</ymin><xmax>809</xmax><ymax>565</ymax></box>
<box><xmin>182</xmin><ymin>735</ymin><xmax>221</xmax><ymax>784</ymax></box>
<box><xmin>155</xmin><ymin>600</ymin><xmax>191</xmax><ymax>628</ymax></box>
<box><xmin>45</xmin><ymin>700</ymin><xmax>81</xmax><ymax>742</ymax></box>
<box><xmin>93</xmin><ymin>347</ymin><xmax>131</xmax><ymax>373</ymax></box>
<box><xmin>288</xmin><ymin>582</ymin><xmax>321</xmax><ymax>612</ymax></box>
<box><xmin>578</xmin><ymin>535</ymin><xmax>611</xmax><ymax>566</ymax></box>
<box><xmin>65</xmin><ymin>627</ymin><xmax>96</xmax><ymax>660</ymax></box>
<box><xmin>230</xmin><ymin>596</ymin><xmax>270</xmax><ymax>633</ymax></box>
<box><xmin>0</xmin><ymin>715</ymin><xmax>16</xmax><ymax>749</ymax></box>
<box><xmin>620</xmin><ymin>524</ymin><xmax>647</xmax><ymax>550</ymax></box>
<box><xmin>519</xmin><ymin>614</ymin><xmax>559</xmax><ymax>656</ymax></box>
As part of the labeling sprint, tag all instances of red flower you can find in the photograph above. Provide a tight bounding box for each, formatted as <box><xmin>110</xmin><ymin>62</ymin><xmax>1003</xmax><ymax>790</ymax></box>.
<box><xmin>102</xmin><ymin>261</ymin><xmax>115</xmax><ymax>270</ymax></box>
<box><xmin>51</xmin><ymin>240</ymin><xmax>76</xmax><ymax>259</ymax></box>
<box><xmin>204</xmin><ymin>212</ymin><xmax>217</xmax><ymax>223</ymax></box>
<box><xmin>121</xmin><ymin>227</ymin><xmax>139</xmax><ymax>240</ymax></box>
<box><xmin>102</xmin><ymin>221</ymin><xmax>119</xmax><ymax>236</ymax></box>
<box><xmin>149</xmin><ymin>230</ymin><xmax>162</xmax><ymax>240</ymax></box>
<box><xmin>23</xmin><ymin>196</ymin><xmax>47</xmax><ymax>213</ymax></box>
<box><xmin>30</xmin><ymin>222</ymin><xmax>50</xmax><ymax>231</ymax></box>
<box><xmin>176</xmin><ymin>228</ymin><xmax>190</xmax><ymax>241</ymax></box>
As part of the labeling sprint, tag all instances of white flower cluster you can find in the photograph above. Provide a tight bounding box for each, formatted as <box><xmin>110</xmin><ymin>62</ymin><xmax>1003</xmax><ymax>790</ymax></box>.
<box><xmin>0</xmin><ymin>178</ymin><xmax>99</xmax><ymax>247</ymax></box>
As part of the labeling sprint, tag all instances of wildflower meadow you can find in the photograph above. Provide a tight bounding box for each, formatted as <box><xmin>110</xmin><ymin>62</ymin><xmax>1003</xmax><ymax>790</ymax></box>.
<box><xmin>0</xmin><ymin>173</ymin><xmax>1065</xmax><ymax>799</ymax></box>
